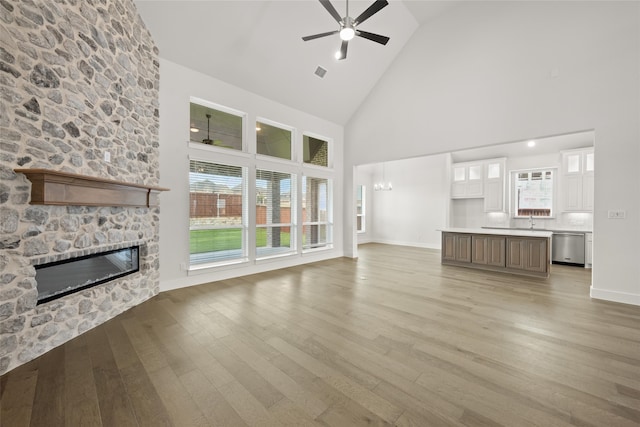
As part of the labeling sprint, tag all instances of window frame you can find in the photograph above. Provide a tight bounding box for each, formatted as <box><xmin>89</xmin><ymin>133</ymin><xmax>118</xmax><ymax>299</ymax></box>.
<box><xmin>188</xmin><ymin>158</ymin><xmax>249</xmax><ymax>269</ymax></box>
<box><xmin>255</xmin><ymin>167</ymin><xmax>297</xmax><ymax>260</ymax></box>
<box><xmin>189</xmin><ymin>97</ymin><xmax>248</xmax><ymax>154</ymax></box>
<box><xmin>510</xmin><ymin>167</ymin><xmax>557</xmax><ymax>219</ymax></box>
<box><xmin>301</xmin><ymin>175</ymin><xmax>333</xmax><ymax>252</ymax></box>
<box><xmin>302</xmin><ymin>132</ymin><xmax>332</xmax><ymax>169</ymax></box>
<box><xmin>186</xmin><ymin>98</ymin><xmax>337</xmax><ymax>272</ymax></box>
<box><xmin>255</xmin><ymin>117</ymin><xmax>295</xmax><ymax>162</ymax></box>
<box><xmin>356</xmin><ymin>184</ymin><xmax>366</xmax><ymax>233</ymax></box>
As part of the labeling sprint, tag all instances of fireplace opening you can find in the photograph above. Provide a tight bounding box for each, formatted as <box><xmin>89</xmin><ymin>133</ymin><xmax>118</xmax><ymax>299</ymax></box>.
<box><xmin>35</xmin><ymin>246</ymin><xmax>140</xmax><ymax>304</ymax></box>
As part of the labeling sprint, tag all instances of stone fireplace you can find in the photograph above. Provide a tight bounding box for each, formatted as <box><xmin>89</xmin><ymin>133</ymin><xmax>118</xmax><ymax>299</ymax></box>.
<box><xmin>0</xmin><ymin>0</ymin><xmax>160</xmax><ymax>374</ymax></box>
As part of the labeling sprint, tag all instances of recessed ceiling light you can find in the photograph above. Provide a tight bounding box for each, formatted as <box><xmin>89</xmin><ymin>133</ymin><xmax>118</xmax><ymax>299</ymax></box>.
<box><xmin>527</xmin><ymin>140</ymin><xmax>536</xmax><ymax>147</ymax></box>
<box><xmin>256</xmin><ymin>126</ymin><xmax>261</xmax><ymax>131</ymax></box>
<box><xmin>190</xmin><ymin>127</ymin><xmax>199</xmax><ymax>133</ymax></box>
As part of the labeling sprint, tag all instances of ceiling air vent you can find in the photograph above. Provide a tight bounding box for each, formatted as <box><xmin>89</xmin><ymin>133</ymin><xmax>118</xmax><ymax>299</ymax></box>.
<box><xmin>314</xmin><ymin>66</ymin><xmax>327</xmax><ymax>78</ymax></box>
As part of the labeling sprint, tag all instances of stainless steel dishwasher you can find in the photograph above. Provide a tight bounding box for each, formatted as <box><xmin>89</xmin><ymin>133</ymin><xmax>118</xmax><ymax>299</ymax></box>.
<box><xmin>552</xmin><ymin>232</ymin><xmax>585</xmax><ymax>265</ymax></box>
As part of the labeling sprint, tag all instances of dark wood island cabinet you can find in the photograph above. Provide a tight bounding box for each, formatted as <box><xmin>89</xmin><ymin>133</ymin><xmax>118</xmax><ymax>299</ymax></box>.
<box><xmin>440</xmin><ymin>228</ymin><xmax>552</xmax><ymax>278</ymax></box>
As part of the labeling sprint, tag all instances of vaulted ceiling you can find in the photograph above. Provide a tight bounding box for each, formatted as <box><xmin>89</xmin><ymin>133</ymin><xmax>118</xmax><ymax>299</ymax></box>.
<box><xmin>134</xmin><ymin>1</ymin><xmax>460</xmax><ymax>125</ymax></box>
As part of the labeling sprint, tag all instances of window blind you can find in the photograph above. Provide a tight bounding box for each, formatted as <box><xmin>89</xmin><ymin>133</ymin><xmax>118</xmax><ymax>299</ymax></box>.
<box><xmin>189</xmin><ymin>160</ymin><xmax>247</xmax><ymax>265</ymax></box>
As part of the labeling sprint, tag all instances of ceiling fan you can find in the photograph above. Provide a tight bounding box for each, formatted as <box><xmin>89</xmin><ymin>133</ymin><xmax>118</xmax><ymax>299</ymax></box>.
<box><xmin>302</xmin><ymin>0</ymin><xmax>390</xmax><ymax>60</ymax></box>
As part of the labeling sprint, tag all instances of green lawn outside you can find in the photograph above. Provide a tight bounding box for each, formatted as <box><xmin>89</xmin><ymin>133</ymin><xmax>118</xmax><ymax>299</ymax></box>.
<box><xmin>190</xmin><ymin>228</ymin><xmax>291</xmax><ymax>254</ymax></box>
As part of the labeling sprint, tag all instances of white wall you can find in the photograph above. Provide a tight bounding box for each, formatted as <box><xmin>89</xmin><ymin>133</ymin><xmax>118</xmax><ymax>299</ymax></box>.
<box><xmin>344</xmin><ymin>1</ymin><xmax>640</xmax><ymax>305</ymax></box>
<box><xmin>159</xmin><ymin>59</ymin><xmax>344</xmax><ymax>291</ymax></box>
<box><xmin>359</xmin><ymin>155</ymin><xmax>449</xmax><ymax>249</ymax></box>
<box><xmin>450</xmin><ymin>199</ymin><xmax>485</xmax><ymax>229</ymax></box>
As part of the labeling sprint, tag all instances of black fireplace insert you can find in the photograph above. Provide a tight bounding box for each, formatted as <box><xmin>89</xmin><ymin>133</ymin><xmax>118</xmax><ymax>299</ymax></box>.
<box><xmin>35</xmin><ymin>246</ymin><xmax>139</xmax><ymax>304</ymax></box>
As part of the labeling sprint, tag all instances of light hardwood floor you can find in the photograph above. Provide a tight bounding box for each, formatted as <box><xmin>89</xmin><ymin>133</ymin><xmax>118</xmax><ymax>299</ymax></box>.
<box><xmin>2</xmin><ymin>243</ymin><xmax>639</xmax><ymax>426</ymax></box>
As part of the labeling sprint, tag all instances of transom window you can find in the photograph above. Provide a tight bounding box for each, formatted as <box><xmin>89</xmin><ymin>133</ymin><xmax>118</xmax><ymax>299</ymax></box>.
<box><xmin>190</xmin><ymin>102</ymin><xmax>243</xmax><ymax>151</ymax></box>
<box><xmin>303</xmin><ymin>135</ymin><xmax>329</xmax><ymax>167</ymax></box>
<box><xmin>256</xmin><ymin>120</ymin><xmax>292</xmax><ymax>160</ymax></box>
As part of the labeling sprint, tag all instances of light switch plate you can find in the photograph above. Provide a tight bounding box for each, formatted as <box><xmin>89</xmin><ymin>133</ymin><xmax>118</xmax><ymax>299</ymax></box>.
<box><xmin>607</xmin><ymin>210</ymin><xmax>626</xmax><ymax>219</ymax></box>
<box><xmin>104</xmin><ymin>151</ymin><xmax>111</xmax><ymax>163</ymax></box>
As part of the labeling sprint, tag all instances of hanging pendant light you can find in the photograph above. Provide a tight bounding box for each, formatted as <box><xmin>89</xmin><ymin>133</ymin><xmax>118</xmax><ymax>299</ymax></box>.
<box><xmin>202</xmin><ymin>113</ymin><xmax>213</xmax><ymax>145</ymax></box>
<box><xmin>374</xmin><ymin>162</ymin><xmax>392</xmax><ymax>191</ymax></box>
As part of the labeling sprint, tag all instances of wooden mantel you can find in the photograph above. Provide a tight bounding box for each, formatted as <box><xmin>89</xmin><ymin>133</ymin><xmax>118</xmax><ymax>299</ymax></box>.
<box><xmin>14</xmin><ymin>169</ymin><xmax>170</xmax><ymax>208</ymax></box>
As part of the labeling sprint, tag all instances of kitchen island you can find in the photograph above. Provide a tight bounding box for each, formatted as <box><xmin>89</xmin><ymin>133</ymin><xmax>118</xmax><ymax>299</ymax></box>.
<box><xmin>440</xmin><ymin>228</ymin><xmax>553</xmax><ymax>278</ymax></box>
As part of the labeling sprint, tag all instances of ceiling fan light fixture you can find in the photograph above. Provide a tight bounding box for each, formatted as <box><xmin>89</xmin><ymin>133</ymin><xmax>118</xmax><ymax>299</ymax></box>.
<box><xmin>202</xmin><ymin>113</ymin><xmax>213</xmax><ymax>145</ymax></box>
<box><xmin>339</xmin><ymin>26</ymin><xmax>355</xmax><ymax>41</ymax></box>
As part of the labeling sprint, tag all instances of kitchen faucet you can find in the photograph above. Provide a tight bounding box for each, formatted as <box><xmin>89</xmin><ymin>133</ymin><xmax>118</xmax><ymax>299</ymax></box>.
<box><xmin>529</xmin><ymin>215</ymin><xmax>536</xmax><ymax>229</ymax></box>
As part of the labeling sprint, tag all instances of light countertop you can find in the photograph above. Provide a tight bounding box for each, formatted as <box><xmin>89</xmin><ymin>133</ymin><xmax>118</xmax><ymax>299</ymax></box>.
<box><xmin>439</xmin><ymin>227</ymin><xmax>553</xmax><ymax>238</ymax></box>
<box><xmin>482</xmin><ymin>226</ymin><xmax>592</xmax><ymax>234</ymax></box>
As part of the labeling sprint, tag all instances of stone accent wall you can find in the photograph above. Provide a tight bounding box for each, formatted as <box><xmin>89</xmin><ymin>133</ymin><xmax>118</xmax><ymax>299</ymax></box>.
<box><xmin>0</xmin><ymin>0</ymin><xmax>160</xmax><ymax>375</ymax></box>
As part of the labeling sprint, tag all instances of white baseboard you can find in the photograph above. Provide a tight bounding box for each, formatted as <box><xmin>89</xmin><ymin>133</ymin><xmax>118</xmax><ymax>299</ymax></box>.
<box><xmin>368</xmin><ymin>239</ymin><xmax>441</xmax><ymax>250</ymax></box>
<box><xmin>160</xmin><ymin>249</ymin><xmax>343</xmax><ymax>292</ymax></box>
<box><xmin>357</xmin><ymin>236</ymin><xmax>373</xmax><ymax>245</ymax></box>
<box><xmin>590</xmin><ymin>287</ymin><xmax>640</xmax><ymax>306</ymax></box>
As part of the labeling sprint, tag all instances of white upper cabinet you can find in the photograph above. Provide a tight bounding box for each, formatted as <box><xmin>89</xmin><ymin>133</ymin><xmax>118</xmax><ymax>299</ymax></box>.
<box><xmin>451</xmin><ymin>158</ymin><xmax>506</xmax><ymax>211</ymax></box>
<box><xmin>484</xmin><ymin>158</ymin><xmax>506</xmax><ymax>212</ymax></box>
<box><xmin>451</xmin><ymin>161</ymin><xmax>484</xmax><ymax>198</ymax></box>
<box><xmin>561</xmin><ymin>148</ymin><xmax>594</xmax><ymax>212</ymax></box>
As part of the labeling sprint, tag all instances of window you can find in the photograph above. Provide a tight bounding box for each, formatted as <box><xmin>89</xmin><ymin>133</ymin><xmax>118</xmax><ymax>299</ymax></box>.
<box><xmin>302</xmin><ymin>176</ymin><xmax>332</xmax><ymax>250</ymax></box>
<box><xmin>513</xmin><ymin>169</ymin><xmax>554</xmax><ymax>217</ymax></box>
<box><xmin>190</xmin><ymin>102</ymin><xmax>243</xmax><ymax>151</ymax></box>
<box><xmin>356</xmin><ymin>185</ymin><xmax>365</xmax><ymax>233</ymax></box>
<box><xmin>187</xmin><ymin>98</ymin><xmax>337</xmax><ymax>268</ymax></box>
<box><xmin>189</xmin><ymin>160</ymin><xmax>247</xmax><ymax>265</ymax></box>
<box><xmin>256</xmin><ymin>121</ymin><xmax>292</xmax><ymax>160</ymax></box>
<box><xmin>303</xmin><ymin>135</ymin><xmax>329</xmax><ymax>167</ymax></box>
<box><xmin>256</xmin><ymin>169</ymin><xmax>296</xmax><ymax>258</ymax></box>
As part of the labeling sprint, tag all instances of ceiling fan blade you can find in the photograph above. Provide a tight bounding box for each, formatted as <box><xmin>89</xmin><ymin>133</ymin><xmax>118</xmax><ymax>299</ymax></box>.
<box><xmin>354</xmin><ymin>0</ymin><xmax>389</xmax><ymax>25</ymax></box>
<box><xmin>302</xmin><ymin>30</ymin><xmax>339</xmax><ymax>41</ymax></box>
<box><xmin>319</xmin><ymin>0</ymin><xmax>343</xmax><ymax>23</ymax></box>
<box><xmin>356</xmin><ymin>30</ymin><xmax>390</xmax><ymax>45</ymax></box>
<box><xmin>337</xmin><ymin>40</ymin><xmax>348</xmax><ymax>60</ymax></box>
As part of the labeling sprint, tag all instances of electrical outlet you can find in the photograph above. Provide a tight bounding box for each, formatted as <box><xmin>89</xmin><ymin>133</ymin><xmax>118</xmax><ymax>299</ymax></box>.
<box><xmin>104</xmin><ymin>151</ymin><xmax>111</xmax><ymax>163</ymax></box>
<box><xmin>607</xmin><ymin>210</ymin><xmax>626</xmax><ymax>219</ymax></box>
